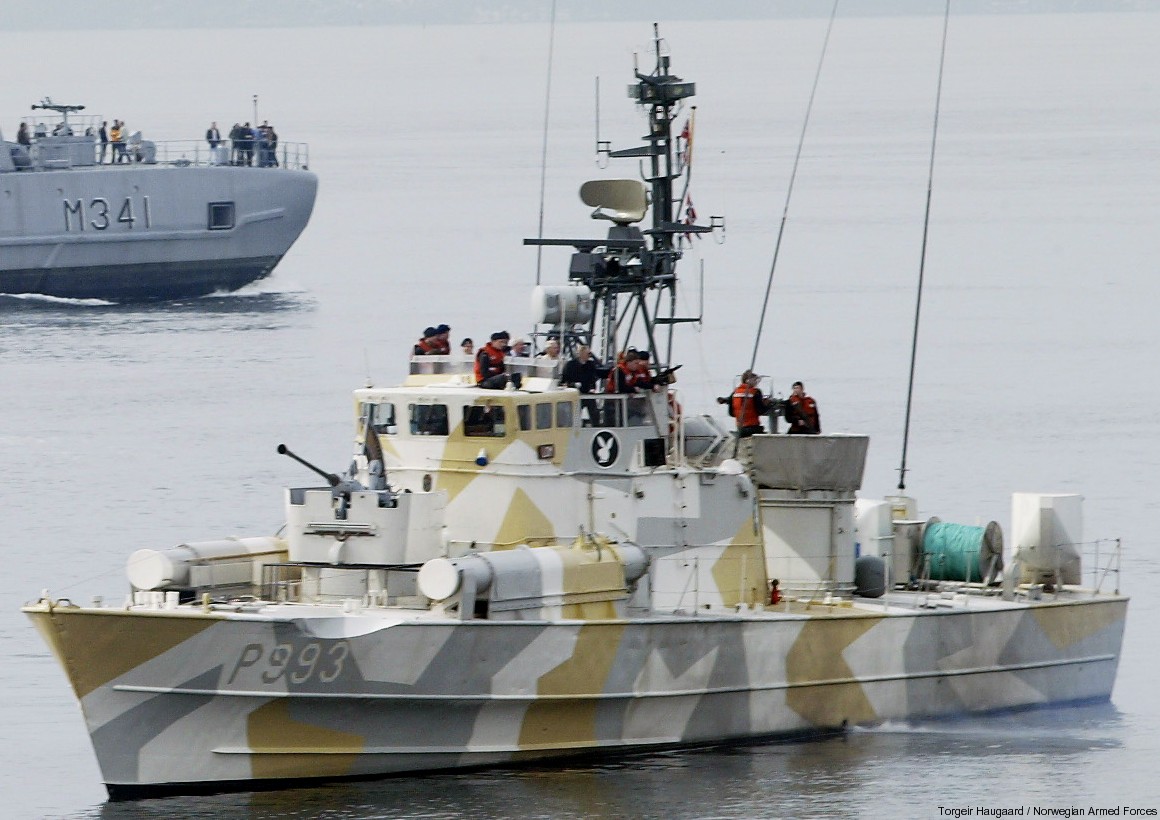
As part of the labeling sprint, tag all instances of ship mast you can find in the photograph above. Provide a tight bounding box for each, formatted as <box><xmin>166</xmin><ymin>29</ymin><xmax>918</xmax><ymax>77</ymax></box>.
<box><xmin>526</xmin><ymin>24</ymin><xmax>714</xmax><ymax>375</ymax></box>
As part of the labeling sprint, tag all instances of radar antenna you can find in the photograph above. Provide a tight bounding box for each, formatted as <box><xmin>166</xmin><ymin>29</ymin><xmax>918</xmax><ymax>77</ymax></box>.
<box><xmin>525</xmin><ymin>24</ymin><xmax>721</xmax><ymax>376</ymax></box>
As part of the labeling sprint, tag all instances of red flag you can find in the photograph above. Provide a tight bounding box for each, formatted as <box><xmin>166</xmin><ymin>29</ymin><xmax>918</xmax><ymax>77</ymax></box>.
<box><xmin>682</xmin><ymin>193</ymin><xmax>699</xmax><ymax>242</ymax></box>
<box><xmin>677</xmin><ymin>116</ymin><xmax>694</xmax><ymax>173</ymax></box>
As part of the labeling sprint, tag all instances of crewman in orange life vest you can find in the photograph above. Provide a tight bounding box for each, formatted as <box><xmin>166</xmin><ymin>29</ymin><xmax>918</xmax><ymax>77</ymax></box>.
<box><xmin>429</xmin><ymin>323</ymin><xmax>451</xmax><ymax>355</ymax></box>
<box><xmin>475</xmin><ymin>331</ymin><xmax>521</xmax><ymax>390</ymax></box>
<box><xmin>718</xmin><ymin>370</ymin><xmax>773</xmax><ymax>437</ymax></box>
<box><xmin>413</xmin><ymin>327</ymin><xmax>438</xmax><ymax>356</ymax></box>
<box><xmin>606</xmin><ymin>350</ymin><xmax>653</xmax><ymax>394</ymax></box>
<box><xmin>785</xmin><ymin>380</ymin><xmax>821</xmax><ymax>434</ymax></box>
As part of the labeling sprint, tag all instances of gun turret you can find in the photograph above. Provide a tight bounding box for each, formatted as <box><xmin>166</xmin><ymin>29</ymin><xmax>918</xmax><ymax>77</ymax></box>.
<box><xmin>277</xmin><ymin>443</ymin><xmax>341</xmax><ymax>487</ymax></box>
<box><xmin>278</xmin><ymin>444</ymin><xmax>370</xmax><ymax>521</ymax></box>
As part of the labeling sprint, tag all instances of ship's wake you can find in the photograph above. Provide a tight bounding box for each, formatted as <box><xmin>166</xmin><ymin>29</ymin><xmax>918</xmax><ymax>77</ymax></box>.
<box><xmin>205</xmin><ymin>278</ymin><xmax>308</xmax><ymax>299</ymax></box>
<box><xmin>0</xmin><ymin>292</ymin><xmax>115</xmax><ymax>307</ymax></box>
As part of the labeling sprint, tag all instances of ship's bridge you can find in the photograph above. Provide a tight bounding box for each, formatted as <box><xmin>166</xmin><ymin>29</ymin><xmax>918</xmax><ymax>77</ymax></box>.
<box><xmin>351</xmin><ymin>355</ymin><xmax>695</xmax><ymax>492</ymax></box>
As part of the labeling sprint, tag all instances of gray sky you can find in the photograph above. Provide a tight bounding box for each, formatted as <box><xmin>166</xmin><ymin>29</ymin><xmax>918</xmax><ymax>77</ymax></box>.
<box><xmin>10</xmin><ymin>0</ymin><xmax>1160</xmax><ymax>30</ymax></box>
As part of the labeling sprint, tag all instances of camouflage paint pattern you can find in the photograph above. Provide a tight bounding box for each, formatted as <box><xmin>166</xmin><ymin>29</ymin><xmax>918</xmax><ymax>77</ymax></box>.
<box><xmin>25</xmin><ymin>591</ymin><xmax>1126</xmax><ymax>795</ymax></box>
<box><xmin>23</xmin><ymin>386</ymin><xmax>1129</xmax><ymax>796</ymax></box>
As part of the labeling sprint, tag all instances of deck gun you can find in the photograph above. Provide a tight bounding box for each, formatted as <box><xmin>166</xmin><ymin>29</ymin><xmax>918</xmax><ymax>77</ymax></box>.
<box><xmin>277</xmin><ymin>444</ymin><xmax>365</xmax><ymax>519</ymax></box>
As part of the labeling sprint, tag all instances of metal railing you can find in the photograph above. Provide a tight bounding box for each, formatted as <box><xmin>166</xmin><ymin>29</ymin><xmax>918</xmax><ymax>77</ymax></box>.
<box><xmin>13</xmin><ymin>137</ymin><xmax>309</xmax><ymax>171</ymax></box>
<box><xmin>103</xmin><ymin>139</ymin><xmax>310</xmax><ymax>170</ymax></box>
<box><xmin>909</xmin><ymin>537</ymin><xmax>1123</xmax><ymax>597</ymax></box>
<box><xmin>260</xmin><ymin>562</ymin><xmax>426</xmax><ymax>608</ymax></box>
<box><xmin>1090</xmin><ymin>537</ymin><xmax>1123</xmax><ymax>595</ymax></box>
<box><xmin>650</xmin><ymin>553</ymin><xmax>769</xmax><ymax>612</ymax></box>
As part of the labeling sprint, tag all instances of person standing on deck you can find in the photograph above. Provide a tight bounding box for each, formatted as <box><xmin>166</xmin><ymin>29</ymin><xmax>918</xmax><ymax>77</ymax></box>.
<box><xmin>562</xmin><ymin>345</ymin><xmax>601</xmax><ymax>394</ymax></box>
<box><xmin>563</xmin><ymin>344</ymin><xmax>602</xmax><ymax>426</ymax></box>
<box><xmin>784</xmin><ymin>380</ymin><xmax>821</xmax><ymax>434</ymax></box>
<box><xmin>718</xmin><ymin>370</ymin><xmax>773</xmax><ymax>438</ymax></box>
<box><xmin>229</xmin><ymin>123</ymin><xmax>242</xmax><ymax>164</ymax></box>
<box><xmin>606</xmin><ymin>350</ymin><xmax>656</xmax><ymax>396</ymax></box>
<box><xmin>110</xmin><ymin>120</ymin><xmax>127</xmax><ymax>163</ymax></box>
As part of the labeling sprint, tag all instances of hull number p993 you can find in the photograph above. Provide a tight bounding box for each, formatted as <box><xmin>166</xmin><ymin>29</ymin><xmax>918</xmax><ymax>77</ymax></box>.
<box><xmin>227</xmin><ymin>640</ymin><xmax>351</xmax><ymax>687</ymax></box>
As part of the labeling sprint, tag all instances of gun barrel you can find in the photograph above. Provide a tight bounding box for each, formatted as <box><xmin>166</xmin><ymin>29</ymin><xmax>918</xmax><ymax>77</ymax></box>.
<box><xmin>277</xmin><ymin>444</ymin><xmax>341</xmax><ymax>487</ymax></box>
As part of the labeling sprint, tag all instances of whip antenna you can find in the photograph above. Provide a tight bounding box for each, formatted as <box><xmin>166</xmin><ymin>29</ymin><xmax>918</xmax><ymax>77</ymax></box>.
<box><xmin>749</xmin><ymin>0</ymin><xmax>840</xmax><ymax>372</ymax></box>
<box><xmin>534</xmin><ymin>0</ymin><xmax>559</xmax><ymax>285</ymax></box>
<box><xmin>897</xmin><ymin>0</ymin><xmax>952</xmax><ymax>491</ymax></box>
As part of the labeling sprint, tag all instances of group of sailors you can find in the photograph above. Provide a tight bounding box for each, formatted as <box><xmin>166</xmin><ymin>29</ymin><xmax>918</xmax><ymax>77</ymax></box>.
<box><xmin>721</xmin><ymin>371</ymin><xmax>820</xmax><ymax>436</ymax></box>
<box><xmin>15</xmin><ymin>121</ymin><xmax>72</xmax><ymax>145</ymax></box>
<box><xmin>410</xmin><ymin>325</ymin><xmax>658</xmax><ymax>396</ymax></box>
<box><xmin>413</xmin><ymin>324</ymin><xmax>454</xmax><ymax>356</ymax></box>
<box><xmin>205</xmin><ymin>121</ymin><xmax>279</xmax><ymax>167</ymax></box>
<box><xmin>11</xmin><ymin>116</ymin><xmax>286</xmax><ymax>169</ymax></box>
<box><xmin>410</xmin><ymin>323</ymin><xmax>820</xmax><ymax>435</ymax></box>
<box><xmin>14</xmin><ymin>118</ymin><xmax>140</xmax><ymax>164</ymax></box>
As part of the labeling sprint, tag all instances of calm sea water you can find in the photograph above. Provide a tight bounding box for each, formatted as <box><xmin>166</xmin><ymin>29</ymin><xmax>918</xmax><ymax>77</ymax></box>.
<box><xmin>2</xmin><ymin>11</ymin><xmax>1158</xmax><ymax>818</ymax></box>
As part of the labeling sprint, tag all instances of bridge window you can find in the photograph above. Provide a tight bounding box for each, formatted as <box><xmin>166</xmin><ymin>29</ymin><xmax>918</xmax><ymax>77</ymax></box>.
<box><xmin>464</xmin><ymin>405</ymin><xmax>506</xmax><ymax>437</ymax></box>
<box><xmin>556</xmin><ymin>401</ymin><xmax>574</xmax><ymax>429</ymax></box>
<box><xmin>593</xmin><ymin>397</ymin><xmax>622</xmax><ymax>428</ymax></box>
<box><xmin>535</xmin><ymin>402</ymin><xmax>553</xmax><ymax>430</ymax></box>
<box><xmin>409</xmin><ymin>403</ymin><xmax>448</xmax><ymax>436</ymax></box>
<box><xmin>517</xmin><ymin>404</ymin><xmax>532</xmax><ymax>431</ymax></box>
<box><xmin>360</xmin><ymin>401</ymin><xmax>397</xmax><ymax>435</ymax></box>
<box><xmin>590</xmin><ymin>396</ymin><xmax>651</xmax><ymax>428</ymax></box>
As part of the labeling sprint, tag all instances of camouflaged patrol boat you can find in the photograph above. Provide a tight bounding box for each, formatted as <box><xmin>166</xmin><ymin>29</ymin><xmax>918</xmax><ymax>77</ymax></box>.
<box><xmin>24</xmin><ymin>32</ymin><xmax>1126</xmax><ymax>799</ymax></box>
<box><xmin>0</xmin><ymin>99</ymin><xmax>316</xmax><ymax>301</ymax></box>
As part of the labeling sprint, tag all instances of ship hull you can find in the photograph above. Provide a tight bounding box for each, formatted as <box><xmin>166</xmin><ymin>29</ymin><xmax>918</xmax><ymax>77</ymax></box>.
<box><xmin>0</xmin><ymin>166</ymin><xmax>317</xmax><ymax>301</ymax></box>
<box><xmin>25</xmin><ymin>594</ymin><xmax>1127</xmax><ymax>798</ymax></box>
<box><xmin>0</xmin><ymin>257</ymin><xmax>282</xmax><ymax>301</ymax></box>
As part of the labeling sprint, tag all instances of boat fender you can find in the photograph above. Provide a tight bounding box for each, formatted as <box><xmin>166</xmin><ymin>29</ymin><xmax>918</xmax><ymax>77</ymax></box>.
<box><xmin>854</xmin><ymin>555</ymin><xmax>887</xmax><ymax>598</ymax></box>
<box><xmin>475</xmin><ymin>448</ymin><xmax>489</xmax><ymax>467</ymax></box>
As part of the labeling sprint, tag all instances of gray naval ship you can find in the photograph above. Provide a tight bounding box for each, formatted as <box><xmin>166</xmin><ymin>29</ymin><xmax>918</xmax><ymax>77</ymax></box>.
<box><xmin>24</xmin><ymin>30</ymin><xmax>1126</xmax><ymax>798</ymax></box>
<box><xmin>1</xmin><ymin>100</ymin><xmax>317</xmax><ymax>301</ymax></box>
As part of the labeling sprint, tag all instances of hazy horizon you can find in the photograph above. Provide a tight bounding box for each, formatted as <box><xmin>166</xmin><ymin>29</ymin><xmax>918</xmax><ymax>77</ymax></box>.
<box><xmin>10</xmin><ymin>0</ymin><xmax>1160</xmax><ymax>31</ymax></box>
